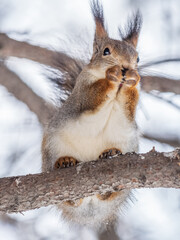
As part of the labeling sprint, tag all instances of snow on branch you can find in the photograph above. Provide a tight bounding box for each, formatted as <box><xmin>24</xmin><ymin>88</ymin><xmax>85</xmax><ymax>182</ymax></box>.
<box><xmin>0</xmin><ymin>148</ymin><xmax>179</xmax><ymax>214</ymax></box>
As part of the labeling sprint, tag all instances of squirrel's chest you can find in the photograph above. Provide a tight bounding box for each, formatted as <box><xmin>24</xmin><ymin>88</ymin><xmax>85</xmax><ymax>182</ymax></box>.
<box><xmin>55</xmin><ymin>101</ymin><xmax>138</xmax><ymax>162</ymax></box>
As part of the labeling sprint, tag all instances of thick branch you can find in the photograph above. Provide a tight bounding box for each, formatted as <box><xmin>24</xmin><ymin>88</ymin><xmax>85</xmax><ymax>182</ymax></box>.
<box><xmin>0</xmin><ymin>63</ymin><xmax>54</xmax><ymax>125</ymax></box>
<box><xmin>0</xmin><ymin>33</ymin><xmax>82</xmax><ymax>70</ymax></box>
<box><xmin>0</xmin><ymin>149</ymin><xmax>179</xmax><ymax>214</ymax></box>
<box><xmin>0</xmin><ymin>33</ymin><xmax>59</xmax><ymax>67</ymax></box>
<box><xmin>141</xmin><ymin>76</ymin><xmax>180</xmax><ymax>94</ymax></box>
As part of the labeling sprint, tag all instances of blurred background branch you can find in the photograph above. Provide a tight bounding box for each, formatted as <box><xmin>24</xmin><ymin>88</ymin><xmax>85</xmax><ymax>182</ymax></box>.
<box><xmin>0</xmin><ymin>62</ymin><xmax>54</xmax><ymax>125</ymax></box>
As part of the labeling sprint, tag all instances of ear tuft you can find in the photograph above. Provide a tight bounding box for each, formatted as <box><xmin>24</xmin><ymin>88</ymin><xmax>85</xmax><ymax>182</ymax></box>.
<box><xmin>91</xmin><ymin>0</ymin><xmax>107</xmax><ymax>41</ymax></box>
<box><xmin>119</xmin><ymin>10</ymin><xmax>142</xmax><ymax>48</ymax></box>
<box><xmin>91</xmin><ymin>0</ymin><xmax>104</xmax><ymax>29</ymax></box>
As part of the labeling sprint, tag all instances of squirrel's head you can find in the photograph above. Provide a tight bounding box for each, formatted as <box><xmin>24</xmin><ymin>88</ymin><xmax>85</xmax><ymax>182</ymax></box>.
<box><xmin>89</xmin><ymin>1</ymin><xmax>142</xmax><ymax>76</ymax></box>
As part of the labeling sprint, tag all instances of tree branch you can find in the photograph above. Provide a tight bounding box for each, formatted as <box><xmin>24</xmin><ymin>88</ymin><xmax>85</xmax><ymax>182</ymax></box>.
<box><xmin>148</xmin><ymin>91</ymin><xmax>180</xmax><ymax>110</ymax></box>
<box><xmin>0</xmin><ymin>33</ymin><xmax>82</xmax><ymax>70</ymax></box>
<box><xmin>0</xmin><ymin>148</ymin><xmax>179</xmax><ymax>214</ymax></box>
<box><xmin>139</xmin><ymin>57</ymin><xmax>180</xmax><ymax>68</ymax></box>
<box><xmin>141</xmin><ymin>76</ymin><xmax>180</xmax><ymax>94</ymax></box>
<box><xmin>143</xmin><ymin>134</ymin><xmax>180</xmax><ymax>148</ymax></box>
<box><xmin>0</xmin><ymin>33</ymin><xmax>59</xmax><ymax>68</ymax></box>
<box><xmin>1</xmin><ymin>34</ymin><xmax>180</xmax><ymax>95</ymax></box>
<box><xmin>0</xmin><ymin>63</ymin><xmax>54</xmax><ymax>125</ymax></box>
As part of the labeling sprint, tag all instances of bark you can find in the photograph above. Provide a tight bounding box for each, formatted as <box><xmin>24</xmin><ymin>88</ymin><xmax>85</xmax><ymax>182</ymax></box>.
<box><xmin>0</xmin><ymin>63</ymin><xmax>54</xmax><ymax>125</ymax></box>
<box><xmin>0</xmin><ymin>148</ymin><xmax>179</xmax><ymax>214</ymax></box>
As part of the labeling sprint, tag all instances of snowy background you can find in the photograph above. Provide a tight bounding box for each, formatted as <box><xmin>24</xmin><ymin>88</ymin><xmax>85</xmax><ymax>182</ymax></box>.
<box><xmin>0</xmin><ymin>0</ymin><xmax>180</xmax><ymax>239</ymax></box>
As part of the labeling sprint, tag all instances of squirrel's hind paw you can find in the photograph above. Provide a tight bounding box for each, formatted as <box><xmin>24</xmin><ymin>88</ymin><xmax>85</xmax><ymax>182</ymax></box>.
<box><xmin>54</xmin><ymin>157</ymin><xmax>79</xmax><ymax>169</ymax></box>
<box><xmin>99</xmin><ymin>148</ymin><xmax>122</xmax><ymax>159</ymax></box>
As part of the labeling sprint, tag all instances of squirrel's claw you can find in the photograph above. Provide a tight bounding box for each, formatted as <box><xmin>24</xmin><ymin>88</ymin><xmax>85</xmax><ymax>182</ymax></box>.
<box><xmin>99</xmin><ymin>148</ymin><xmax>122</xmax><ymax>159</ymax></box>
<box><xmin>54</xmin><ymin>157</ymin><xmax>78</xmax><ymax>169</ymax></box>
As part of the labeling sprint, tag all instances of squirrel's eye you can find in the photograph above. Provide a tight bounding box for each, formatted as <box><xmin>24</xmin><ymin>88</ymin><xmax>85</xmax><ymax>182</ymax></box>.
<box><xmin>137</xmin><ymin>56</ymin><xmax>140</xmax><ymax>63</ymax></box>
<box><xmin>103</xmin><ymin>48</ymin><xmax>111</xmax><ymax>56</ymax></box>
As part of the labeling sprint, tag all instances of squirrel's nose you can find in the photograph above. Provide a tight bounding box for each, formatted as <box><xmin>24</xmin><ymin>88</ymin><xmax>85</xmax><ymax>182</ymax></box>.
<box><xmin>121</xmin><ymin>67</ymin><xmax>128</xmax><ymax>76</ymax></box>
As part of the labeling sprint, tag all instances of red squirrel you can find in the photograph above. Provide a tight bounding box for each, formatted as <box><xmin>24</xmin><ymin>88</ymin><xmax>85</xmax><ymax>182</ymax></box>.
<box><xmin>42</xmin><ymin>0</ymin><xmax>142</xmax><ymax>227</ymax></box>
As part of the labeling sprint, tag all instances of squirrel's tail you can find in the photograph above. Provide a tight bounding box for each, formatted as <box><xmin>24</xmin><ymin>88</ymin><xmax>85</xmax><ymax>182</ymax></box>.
<box><xmin>49</xmin><ymin>52</ymin><xmax>85</xmax><ymax>102</ymax></box>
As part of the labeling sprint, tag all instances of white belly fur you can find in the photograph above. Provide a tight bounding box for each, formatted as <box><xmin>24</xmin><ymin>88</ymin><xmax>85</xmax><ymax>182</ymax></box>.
<box><xmin>51</xmin><ymin>99</ymin><xmax>138</xmax><ymax>226</ymax></box>
<box><xmin>52</xmin><ymin>98</ymin><xmax>138</xmax><ymax>165</ymax></box>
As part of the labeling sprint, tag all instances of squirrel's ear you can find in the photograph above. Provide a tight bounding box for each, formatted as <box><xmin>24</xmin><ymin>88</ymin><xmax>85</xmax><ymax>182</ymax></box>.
<box><xmin>119</xmin><ymin>11</ymin><xmax>142</xmax><ymax>48</ymax></box>
<box><xmin>91</xmin><ymin>0</ymin><xmax>108</xmax><ymax>46</ymax></box>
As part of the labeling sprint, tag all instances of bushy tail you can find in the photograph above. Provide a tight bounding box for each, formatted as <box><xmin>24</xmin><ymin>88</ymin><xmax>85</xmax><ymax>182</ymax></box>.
<box><xmin>49</xmin><ymin>51</ymin><xmax>85</xmax><ymax>101</ymax></box>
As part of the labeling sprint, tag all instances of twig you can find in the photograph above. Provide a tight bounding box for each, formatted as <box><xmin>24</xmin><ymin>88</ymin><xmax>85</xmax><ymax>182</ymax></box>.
<box><xmin>149</xmin><ymin>92</ymin><xmax>180</xmax><ymax>110</ymax></box>
<box><xmin>139</xmin><ymin>57</ymin><xmax>180</xmax><ymax>69</ymax></box>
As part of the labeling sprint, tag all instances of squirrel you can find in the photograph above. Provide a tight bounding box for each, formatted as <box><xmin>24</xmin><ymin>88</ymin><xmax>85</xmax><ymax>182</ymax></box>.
<box><xmin>41</xmin><ymin>1</ymin><xmax>142</xmax><ymax>227</ymax></box>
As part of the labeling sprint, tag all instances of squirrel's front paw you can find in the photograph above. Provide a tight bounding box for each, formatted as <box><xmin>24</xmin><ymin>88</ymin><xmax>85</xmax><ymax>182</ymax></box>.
<box><xmin>123</xmin><ymin>69</ymin><xmax>140</xmax><ymax>87</ymax></box>
<box><xmin>54</xmin><ymin>157</ymin><xmax>79</xmax><ymax>169</ymax></box>
<box><xmin>106</xmin><ymin>65</ymin><xmax>122</xmax><ymax>82</ymax></box>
